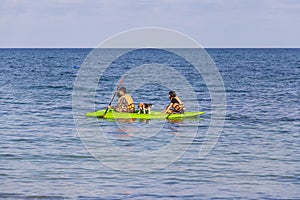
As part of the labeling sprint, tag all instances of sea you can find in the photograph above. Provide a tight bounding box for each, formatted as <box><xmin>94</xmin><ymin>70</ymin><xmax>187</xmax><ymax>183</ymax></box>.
<box><xmin>0</xmin><ymin>48</ymin><xmax>299</xmax><ymax>199</ymax></box>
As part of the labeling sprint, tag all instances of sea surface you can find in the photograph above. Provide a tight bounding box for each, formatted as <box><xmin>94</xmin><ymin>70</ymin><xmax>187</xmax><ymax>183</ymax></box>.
<box><xmin>0</xmin><ymin>48</ymin><xmax>299</xmax><ymax>199</ymax></box>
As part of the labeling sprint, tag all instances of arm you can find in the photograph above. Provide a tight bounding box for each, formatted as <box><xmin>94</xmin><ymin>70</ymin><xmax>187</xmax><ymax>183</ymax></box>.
<box><xmin>114</xmin><ymin>97</ymin><xmax>128</xmax><ymax>112</ymax></box>
<box><xmin>163</xmin><ymin>103</ymin><xmax>173</xmax><ymax>114</ymax></box>
<box><xmin>107</xmin><ymin>91</ymin><xmax>119</xmax><ymax>109</ymax></box>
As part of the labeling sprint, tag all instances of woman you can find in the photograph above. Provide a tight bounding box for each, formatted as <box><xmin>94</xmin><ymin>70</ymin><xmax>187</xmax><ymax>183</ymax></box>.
<box><xmin>163</xmin><ymin>91</ymin><xmax>185</xmax><ymax>114</ymax></box>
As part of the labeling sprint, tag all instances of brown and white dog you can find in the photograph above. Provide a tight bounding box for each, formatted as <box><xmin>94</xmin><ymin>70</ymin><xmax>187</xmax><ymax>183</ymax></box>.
<box><xmin>137</xmin><ymin>103</ymin><xmax>153</xmax><ymax>114</ymax></box>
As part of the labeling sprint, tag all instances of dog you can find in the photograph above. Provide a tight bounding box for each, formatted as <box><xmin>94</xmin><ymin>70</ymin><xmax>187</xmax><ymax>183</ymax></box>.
<box><xmin>137</xmin><ymin>103</ymin><xmax>153</xmax><ymax>114</ymax></box>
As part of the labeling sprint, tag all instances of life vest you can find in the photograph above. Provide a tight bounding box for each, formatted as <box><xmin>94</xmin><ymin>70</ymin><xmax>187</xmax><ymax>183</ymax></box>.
<box><xmin>172</xmin><ymin>96</ymin><xmax>185</xmax><ymax>112</ymax></box>
<box><xmin>123</xmin><ymin>94</ymin><xmax>135</xmax><ymax>111</ymax></box>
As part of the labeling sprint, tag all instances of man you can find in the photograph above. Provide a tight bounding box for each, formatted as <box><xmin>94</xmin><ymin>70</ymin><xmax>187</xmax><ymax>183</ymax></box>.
<box><xmin>108</xmin><ymin>87</ymin><xmax>135</xmax><ymax>112</ymax></box>
<box><xmin>163</xmin><ymin>91</ymin><xmax>185</xmax><ymax>114</ymax></box>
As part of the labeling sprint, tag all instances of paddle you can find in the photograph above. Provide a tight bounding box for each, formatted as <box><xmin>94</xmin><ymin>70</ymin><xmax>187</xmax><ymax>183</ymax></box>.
<box><xmin>103</xmin><ymin>74</ymin><xmax>126</xmax><ymax>117</ymax></box>
<box><xmin>166</xmin><ymin>113</ymin><xmax>172</xmax><ymax>119</ymax></box>
<box><xmin>162</xmin><ymin>109</ymin><xmax>172</xmax><ymax>119</ymax></box>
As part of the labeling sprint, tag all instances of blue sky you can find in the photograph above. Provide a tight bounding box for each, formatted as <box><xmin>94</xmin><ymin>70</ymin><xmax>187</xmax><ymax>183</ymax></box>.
<box><xmin>0</xmin><ymin>0</ymin><xmax>299</xmax><ymax>47</ymax></box>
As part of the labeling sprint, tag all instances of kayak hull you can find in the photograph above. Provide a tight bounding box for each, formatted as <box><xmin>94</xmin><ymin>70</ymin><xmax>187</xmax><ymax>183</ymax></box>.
<box><xmin>86</xmin><ymin>109</ymin><xmax>204</xmax><ymax>119</ymax></box>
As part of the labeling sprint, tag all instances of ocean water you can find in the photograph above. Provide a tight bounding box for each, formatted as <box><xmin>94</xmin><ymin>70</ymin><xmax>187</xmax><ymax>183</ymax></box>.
<box><xmin>0</xmin><ymin>48</ymin><xmax>299</xmax><ymax>199</ymax></box>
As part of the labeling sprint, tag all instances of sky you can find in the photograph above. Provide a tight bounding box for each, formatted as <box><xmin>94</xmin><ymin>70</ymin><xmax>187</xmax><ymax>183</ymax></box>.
<box><xmin>0</xmin><ymin>0</ymin><xmax>299</xmax><ymax>48</ymax></box>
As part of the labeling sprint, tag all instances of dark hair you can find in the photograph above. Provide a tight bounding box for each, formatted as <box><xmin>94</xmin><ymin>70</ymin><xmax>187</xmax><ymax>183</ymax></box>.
<box><xmin>120</xmin><ymin>87</ymin><xmax>126</xmax><ymax>93</ymax></box>
<box><xmin>169</xmin><ymin>90</ymin><xmax>176</xmax><ymax>97</ymax></box>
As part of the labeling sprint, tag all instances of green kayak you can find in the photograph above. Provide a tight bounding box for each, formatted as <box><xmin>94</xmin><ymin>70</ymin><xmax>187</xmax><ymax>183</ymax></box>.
<box><xmin>86</xmin><ymin>109</ymin><xmax>204</xmax><ymax>119</ymax></box>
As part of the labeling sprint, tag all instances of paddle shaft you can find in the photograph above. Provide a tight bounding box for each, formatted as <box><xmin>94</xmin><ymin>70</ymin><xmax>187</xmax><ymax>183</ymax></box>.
<box><xmin>103</xmin><ymin>75</ymin><xmax>126</xmax><ymax>116</ymax></box>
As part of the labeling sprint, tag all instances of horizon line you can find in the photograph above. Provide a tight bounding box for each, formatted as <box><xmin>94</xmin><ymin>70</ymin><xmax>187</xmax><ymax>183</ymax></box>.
<box><xmin>0</xmin><ymin>46</ymin><xmax>299</xmax><ymax>49</ymax></box>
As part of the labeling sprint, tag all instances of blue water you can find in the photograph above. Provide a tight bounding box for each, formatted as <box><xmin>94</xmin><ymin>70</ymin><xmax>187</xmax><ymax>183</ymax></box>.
<box><xmin>0</xmin><ymin>48</ymin><xmax>299</xmax><ymax>199</ymax></box>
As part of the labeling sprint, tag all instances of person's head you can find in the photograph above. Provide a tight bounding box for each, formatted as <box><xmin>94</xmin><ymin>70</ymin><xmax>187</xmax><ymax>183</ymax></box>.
<box><xmin>119</xmin><ymin>87</ymin><xmax>126</xmax><ymax>96</ymax></box>
<box><xmin>169</xmin><ymin>90</ymin><xmax>176</xmax><ymax>99</ymax></box>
